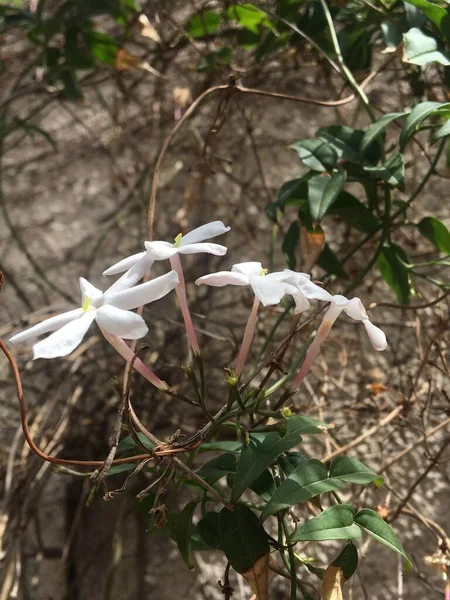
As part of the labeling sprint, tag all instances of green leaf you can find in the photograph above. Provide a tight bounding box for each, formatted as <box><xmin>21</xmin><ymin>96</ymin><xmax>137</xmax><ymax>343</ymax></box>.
<box><xmin>328</xmin><ymin>191</ymin><xmax>380</xmax><ymax>233</ymax></box>
<box><xmin>59</xmin><ymin>70</ymin><xmax>83</xmax><ymax>100</ymax></box>
<box><xmin>331</xmin><ymin>542</ymin><xmax>358</xmax><ymax>580</ymax></box>
<box><xmin>432</xmin><ymin>118</ymin><xmax>450</xmax><ymax>142</ymax></box>
<box><xmin>403</xmin><ymin>27</ymin><xmax>450</xmax><ymax>66</ymax></box>
<box><xmin>282</xmin><ymin>221</ymin><xmax>300</xmax><ymax>269</ymax></box>
<box><xmin>197</xmin><ymin>441</ymin><xmax>242</xmax><ymax>453</ymax></box>
<box><xmin>417</xmin><ymin>216</ymin><xmax>450</xmax><ymax>254</ymax></box>
<box><xmin>85</xmin><ymin>30</ymin><xmax>118</xmax><ymax>65</ymax></box>
<box><xmin>286</xmin><ymin>415</ymin><xmax>327</xmax><ymax>436</ymax></box>
<box><xmin>290</xmin><ymin>139</ymin><xmax>338</xmax><ymax>172</ymax></box>
<box><xmin>354</xmin><ymin>509</ymin><xmax>412</xmax><ymax>572</ymax></box>
<box><xmin>197</xmin><ymin>512</ymin><xmax>223</xmax><ymax>550</ymax></box>
<box><xmin>364</xmin><ymin>153</ymin><xmax>405</xmax><ymax>188</ymax></box>
<box><xmin>231</xmin><ymin>432</ymin><xmax>302</xmax><ymax>502</ymax></box>
<box><xmin>196</xmin><ymin>46</ymin><xmax>232</xmax><ymax>71</ymax></box>
<box><xmin>377</xmin><ymin>244</ymin><xmax>412</xmax><ymax>304</ymax></box>
<box><xmin>219</xmin><ymin>505</ymin><xmax>270</xmax><ymax>573</ymax></box>
<box><xmin>227</xmin><ymin>3</ymin><xmax>269</xmax><ymax>33</ymax></box>
<box><xmin>262</xmin><ymin>460</ymin><xmax>346</xmax><ymax>518</ymax></box>
<box><xmin>117</xmin><ymin>433</ymin><xmax>154</xmax><ymax>455</ymax></box>
<box><xmin>361</xmin><ymin>112</ymin><xmax>406</xmax><ymax>153</ymax></box>
<box><xmin>278</xmin><ymin>452</ymin><xmax>308</xmax><ymax>477</ymax></box>
<box><xmin>317</xmin><ymin>125</ymin><xmax>380</xmax><ymax>165</ymax></box>
<box><xmin>185</xmin><ymin>11</ymin><xmax>221</xmax><ymax>38</ymax></box>
<box><xmin>288</xmin><ymin>505</ymin><xmax>362</xmax><ymax>543</ymax></box>
<box><xmin>175</xmin><ymin>502</ymin><xmax>197</xmax><ymax>569</ymax></box>
<box><xmin>251</xmin><ymin>469</ymin><xmax>277</xmax><ymax>501</ymax></box>
<box><xmin>404</xmin><ymin>0</ymin><xmax>450</xmax><ymax>39</ymax></box>
<box><xmin>197</xmin><ymin>453</ymin><xmax>237</xmax><ymax>483</ymax></box>
<box><xmin>308</xmin><ymin>171</ymin><xmax>346</xmax><ymax>222</ymax></box>
<box><xmin>329</xmin><ymin>456</ymin><xmax>384</xmax><ymax>486</ymax></box>
<box><xmin>266</xmin><ymin>177</ymin><xmax>309</xmax><ymax>223</ymax></box>
<box><xmin>400</xmin><ymin>101</ymin><xmax>448</xmax><ymax>150</ymax></box>
<box><xmin>317</xmin><ymin>244</ymin><xmax>349</xmax><ymax>279</ymax></box>
<box><xmin>381</xmin><ymin>20</ymin><xmax>402</xmax><ymax>49</ymax></box>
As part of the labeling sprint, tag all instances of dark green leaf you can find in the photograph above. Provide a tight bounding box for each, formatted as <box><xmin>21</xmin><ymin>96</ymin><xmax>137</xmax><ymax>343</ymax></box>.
<box><xmin>231</xmin><ymin>432</ymin><xmax>302</xmax><ymax>502</ymax></box>
<box><xmin>403</xmin><ymin>27</ymin><xmax>450</xmax><ymax>66</ymax></box>
<box><xmin>59</xmin><ymin>70</ymin><xmax>83</xmax><ymax>100</ymax></box>
<box><xmin>354</xmin><ymin>508</ymin><xmax>412</xmax><ymax>572</ymax></box>
<box><xmin>286</xmin><ymin>415</ymin><xmax>326</xmax><ymax>436</ymax></box>
<box><xmin>377</xmin><ymin>244</ymin><xmax>412</xmax><ymax>304</ymax></box>
<box><xmin>317</xmin><ymin>125</ymin><xmax>380</xmax><ymax>165</ymax></box>
<box><xmin>117</xmin><ymin>433</ymin><xmax>154</xmax><ymax>456</ymax></box>
<box><xmin>308</xmin><ymin>171</ymin><xmax>346</xmax><ymax>222</ymax></box>
<box><xmin>266</xmin><ymin>177</ymin><xmax>309</xmax><ymax>223</ymax></box>
<box><xmin>381</xmin><ymin>20</ymin><xmax>402</xmax><ymax>49</ymax></box>
<box><xmin>175</xmin><ymin>502</ymin><xmax>197</xmax><ymax>569</ymax></box>
<box><xmin>331</xmin><ymin>542</ymin><xmax>358</xmax><ymax>580</ymax></box>
<box><xmin>251</xmin><ymin>469</ymin><xmax>277</xmax><ymax>501</ymax></box>
<box><xmin>317</xmin><ymin>244</ymin><xmax>349</xmax><ymax>280</ymax></box>
<box><xmin>282</xmin><ymin>221</ymin><xmax>300</xmax><ymax>269</ymax></box>
<box><xmin>262</xmin><ymin>460</ymin><xmax>346</xmax><ymax>518</ymax></box>
<box><xmin>288</xmin><ymin>505</ymin><xmax>361</xmax><ymax>543</ymax></box>
<box><xmin>197</xmin><ymin>441</ymin><xmax>242</xmax><ymax>453</ymax></box>
<box><xmin>361</xmin><ymin>112</ymin><xmax>406</xmax><ymax>153</ymax></box>
<box><xmin>197</xmin><ymin>512</ymin><xmax>223</xmax><ymax>550</ymax></box>
<box><xmin>219</xmin><ymin>505</ymin><xmax>270</xmax><ymax>573</ymax></box>
<box><xmin>329</xmin><ymin>456</ymin><xmax>384</xmax><ymax>487</ymax></box>
<box><xmin>197</xmin><ymin>453</ymin><xmax>237</xmax><ymax>484</ymax></box>
<box><xmin>185</xmin><ymin>11</ymin><xmax>221</xmax><ymax>38</ymax></box>
<box><xmin>290</xmin><ymin>139</ymin><xmax>338</xmax><ymax>172</ymax></box>
<box><xmin>432</xmin><ymin>118</ymin><xmax>450</xmax><ymax>142</ymax></box>
<box><xmin>417</xmin><ymin>216</ymin><xmax>450</xmax><ymax>254</ymax></box>
<box><xmin>278</xmin><ymin>452</ymin><xmax>308</xmax><ymax>477</ymax></box>
<box><xmin>400</xmin><ymin>101</ymin><xmax>447</xmax><ymax>150</ymax></box>
<box><xmin>328</xmin><ymin>191</ymin><xmax>380</xmax><ymax>233</ymax></box>
<box><xmin>364</xmin><ymin>153</ymin><xmax>405</xmax><ymax>188</ymax></box>
<box><xmin>85</xmin><ymin>30</ymin><xmax>118</xmax><ymax>65</ymax></box>
<box><xmin>404</xmin><ymin>0</ymin><xmax>450</xmax><ymax>39</ymax></box>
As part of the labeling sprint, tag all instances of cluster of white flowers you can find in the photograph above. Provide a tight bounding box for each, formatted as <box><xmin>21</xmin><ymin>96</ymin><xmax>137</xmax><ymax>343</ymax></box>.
<box><xmin>9</xmin><ymin>221</ymin><xmax>386</xmax><ymax>383</ymax></box>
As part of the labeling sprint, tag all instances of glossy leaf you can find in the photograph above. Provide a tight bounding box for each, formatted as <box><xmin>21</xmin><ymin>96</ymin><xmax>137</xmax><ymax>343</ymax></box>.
<box><xmin>288</xmin><ymin>505</ymin><xmax>362</xmax><ymax>543</ymax></box>
<box><xmin>317</xmin><ymin>244</ymin><xmax>349</xmax><ymax>279</ymax></box>
<box><xmin>377</xmin><ymin>244</ymin><xmax>412</xmax><ymax>304</ymax></box>
<box><xmin>404</xmin><ymin>0</ymin><xmax>450</xmax><ymax>39</ymax></box>
<box><xmin>403</xmin><ymin>27</ymin><xmax>450</xmax><ymax>66</ymax></box>
<box><xmin>290</xmin><ymin>139</ymin><xmax>338</xmax><ymax>172</ymax></box>
<box><xmin>417</xmin><ymin>216</ymin><xmax>450</xmax><ymax>254</ymax></box>
<box><xmin>432</xmin><ymin>118</ymin><xmax>450</xmax><ymax>142</ymax></box>
<box><xmin>354</xmin><ymin>509</ymin><xmax>412</xmax><ymax>572</ymax></box>
<box><xmin>364</xmin><ymin>153</ymin><xmax>405</xmax><ymax>188</ymax></box>
<box><xmin>328</xmin><ymin>191</ymin><xmax>380</xmax><ymax>233</ymax></box>
<box><xmin>197</xmin><ymin>512</ymin><xmax>223</xmax><ymax>550</ymax></box>
<box><xmin>278</xmin><ymin>452</ymin><xmax>308</xmax><ymax>477</ymax></box>
<box><xmin>185</xmin><ymin>11</ymin><xmax>221</xmax><ymax>38</ymax></box>
<box><xmin>308</xmin><ymin>171</ymin><xmax>346</xmax><ymax>222</ymax></box>
<box><xmin>317</xmin><ymin>125</ymin><xmax>380</xmax><ymax>165</ymax></box>
<box><xmin>219</xmin><ymin>505</ymin><xmax>270</xmax><ymax>573</ymax></box>
<box><xmin>175</xmin><ymin>502</ymin><xmax>197</xmax><ymax>569</ymax></box>
<box><xmin>361</xmin><ymin>112</ymin><xmax>405</xmax><ymax>153</ymax></box>
<box><xmin>251</xmin><ymin>469</ymin><xmax>277</xmax><ymax>502</ymax></box>
<box><xmin>282</xmin><ymin>221</ymin><xmax>300</xmax><ymax>270</ymax></box>
<box><xmin>286</xmin><ymin>415</ymin><xmax>326</xmax><ymax>436</ymax></box>
<box><xmin>331</xmin><ymin>542</ymin><xmax>358</xmax><ymax>580</ymax></box>
<box><xmin>231</xmin><ymin>432</ymin><xmax>302</xmax><ymax>502</ymax></box>
<box><xmin>197</xmin><ymin>441</ymin><xmax>242</xmax><ymax>453</ymax></box>
<box><xmin>262</xmin><ymin>460</ymin><xmax>346</xmax><ymax>518</ymax></box>
<box><xmin>329</xmin><ymin>456</ymin><xmax>384</xmax><ymax>487</ymax></box>
<box><xmin>399</xmin><ymin>101</ymin><xmax>447</xmax><ymax>150</ymax></box>
<box><xmin>266</xmin><ymin>177</ymin><xmax>309</xmax><ymax>223</ymax></box>
<box><xmin>197</xmin><ymin>453</ymin><xmax>237</xmax><ymax>483</ymax></box>
<box><xmin>381</xmin><ymin>20</ymin><xmax>402</xmax><ymax>49</ymax></box>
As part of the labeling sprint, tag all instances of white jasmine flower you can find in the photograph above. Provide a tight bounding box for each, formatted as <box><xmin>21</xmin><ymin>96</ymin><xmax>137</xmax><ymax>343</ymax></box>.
<box><xmin>9</xmin><ymin>271</ymin><xmax>179</xmax><ymax>360</ymax></box>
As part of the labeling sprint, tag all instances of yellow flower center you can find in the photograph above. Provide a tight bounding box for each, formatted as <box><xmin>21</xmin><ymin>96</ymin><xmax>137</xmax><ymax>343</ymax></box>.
<box><xmin>259</xmin><ymin>268</ymin><xmax>268</xmax><ymax>276</ymax></box>
<box><xmin>82</xmin><ymin>297</ymin><xmax>91</xmax><ymax>312</ymax></box>
<box><xmin>174</xmin><ymin>233</ymin><xmax>183</xmax><ymax>248</ymax></box>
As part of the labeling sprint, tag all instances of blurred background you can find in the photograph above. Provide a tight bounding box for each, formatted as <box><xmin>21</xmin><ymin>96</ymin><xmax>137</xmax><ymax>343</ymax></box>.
<box><xmin>0</xmin><ymin>1</ymin><xmax>449</xmax><ymax>598</ymax></box>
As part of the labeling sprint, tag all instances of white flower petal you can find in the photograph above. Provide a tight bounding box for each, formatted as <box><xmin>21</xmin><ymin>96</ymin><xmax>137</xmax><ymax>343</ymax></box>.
<box><xmin>106</xmin><ymin>270</ymin><xmax>179</xmax><ymax>310</ymax></box>
<box><xmin>144</xmin><ymin>241</ymin><xmax>178</xmax><ymax>260</ymax></box>
<box><xmin>251</xmin><ymin>277</ymin><xmax>288</xmax><ymax>306</ymax></box>
<box><xmin>195</xmin><ymin>272</ymin><xmax>249</xmax><ymax>287</ymax></box>
<box><xmin>232</xmin><ymin>262</ymin><xmax>263</xmax><ymax>277</ymax></box>
<box><xmin>342</xmin><ymin>297</ymin><xmax>368</xmax><ymax>321</ymax></box>
<box><xmin>96</xmin><ymin>305</ymin><xmax>148</xmax><ymax>339</ymax></box>
<box><xmin>79</xmin><ymin>278</ymin><xmax>103</xmax><ymax>304</ymax></box>
<box><xmin>291</xmin><ymin>293</ymin><xmax>311</xmax><ymax>314</ymax></box>
<box><xmin>9</xmin><ymin>309</ymin><xmax>84</xmax><ymax>345</ymax></box>
<box><xmin>103</xmin><ymin>252</ymin><xmax>146</xmax><ymax>276</ymax></box>
<box><xmin>33</xmin><ymin>311</ymin><xmax>96</xmax><ymax>359</ymax></box>
<box><xmin>104</xmin><ymin>255</ymin><xmax>152</xmax><ymax>295</ymax></box>
<box><xmin>363</xmin><ymin>320</ymin><xmax>387</xmax><ymax>351</ymax></box>
<box><xmin>177</xmin><ymin>242</ymin><xmax>228</xmax><ymax>256</ymax></box>
<box><xmin>180</xmin><ymin>221</ymin><xmax>230</xmax><ymax>245</ymax></box>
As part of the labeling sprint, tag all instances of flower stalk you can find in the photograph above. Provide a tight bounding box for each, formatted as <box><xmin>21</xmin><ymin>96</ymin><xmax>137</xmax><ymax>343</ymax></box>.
<box><xmin>235</xmin><ymin>296</ymin><xmax>260</xmax><ymax>378</ymax></box>
<box><xmin>170</xmin><ymin>253</ymin><xmax>201</xmax><ymax>355</ymax></box>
